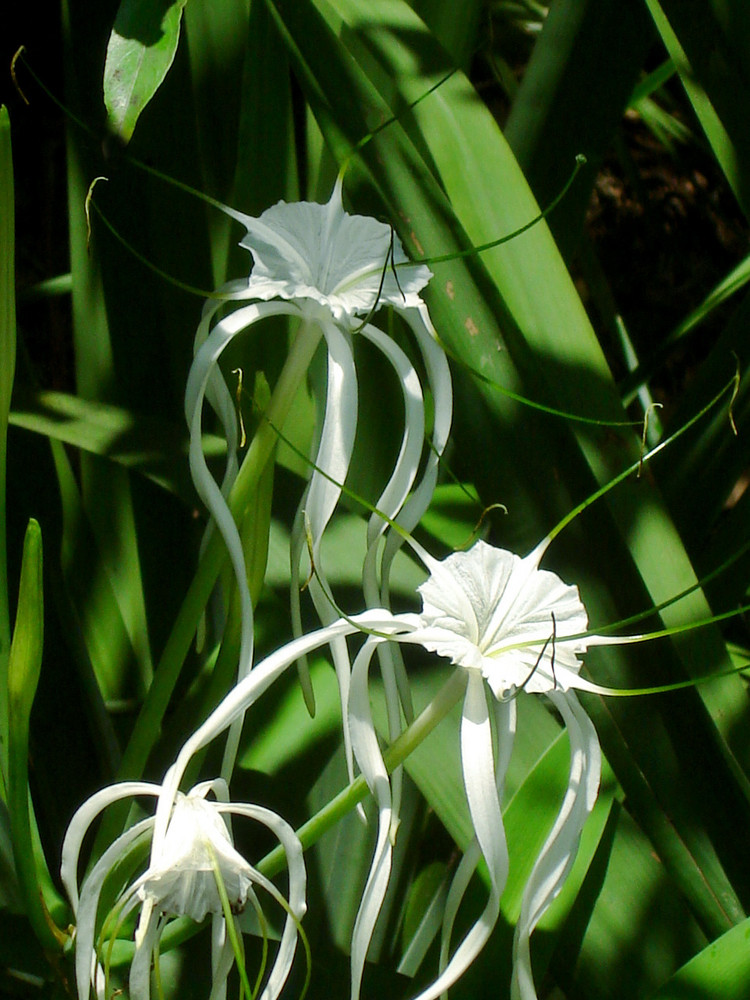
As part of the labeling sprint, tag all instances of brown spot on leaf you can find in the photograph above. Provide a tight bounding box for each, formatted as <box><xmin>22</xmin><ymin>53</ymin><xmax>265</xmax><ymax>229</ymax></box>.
<box><xmin>445</xmin><ymin>280</ymin><xmax>455</xmax><ymax>300</ymax></box>
<box><xmin>465</xmin><ymin>317</ymin><xmax>479</xmax><ymax>337</ymax></box>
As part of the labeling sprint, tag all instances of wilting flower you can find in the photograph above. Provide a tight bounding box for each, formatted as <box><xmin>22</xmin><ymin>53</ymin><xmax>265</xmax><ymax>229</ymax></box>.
<box><xmin>61</xmin><ymin>779</ymin><xmax>305</xmax><ymax>1000</ymax></box>
<box><xmin>185</xmin><ymin>176</ymin><xmax>451</xmax><ymax>782</ymax></box>
<box><xmin>147</xmin><ymin>536</ymin><xmax>625</xmax><ymax>1000</ymax></box>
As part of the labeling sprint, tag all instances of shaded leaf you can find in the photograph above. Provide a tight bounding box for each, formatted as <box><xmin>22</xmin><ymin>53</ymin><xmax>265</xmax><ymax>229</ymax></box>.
<box><xmin>104</xmin><ymin>0</ymin><xmax>188</xmax><ymax>143</ymax></box>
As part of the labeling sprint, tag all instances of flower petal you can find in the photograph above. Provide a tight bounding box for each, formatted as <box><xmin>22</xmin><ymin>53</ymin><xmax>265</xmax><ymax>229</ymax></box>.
<box><xmin>61</xmin><ymin>781</ymin><xmax>162</xmax><ymax>913</ymax></box>
<box><xmin>511</xmin><ymin>689</ymin><xmax>601</xmax><ymax>1000</ymax></box>
<box><xmin>221</xmin><ymin>802</ymin><xmax>306</xmax><ymax>1000</ymax></box>
<box><xmin>238</xmin><ymin>178</ymin><xmax>431</xmax><ymax>320</ymax></box>
<box><xmin>74</xmin><ymin>818</ymin><xmax>155</xmax><ymax>1000</ymax></box>
<box><xmin>348</xmin><ymin>637</ymin><xmax>392</xmax><ymax>1000</ymax></box>
<box><xmin>411</xmin><ymin>672</ymin><xmax>512</xmax><ymax>1000</ymax></box>
<box><xmin>128</xmin><ymin>908</ymin><xmax>162</xmax><ymax>1000</ymax></box>
<box><xmin>413</xmin><ymin>541</ymin><xmax>589</xmax><ymax>695</ymax></box>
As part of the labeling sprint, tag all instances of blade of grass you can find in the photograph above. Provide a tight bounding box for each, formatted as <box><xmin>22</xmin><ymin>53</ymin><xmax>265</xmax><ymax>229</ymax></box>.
<box><xmin>7</xmin><ymin>521</ymin><xmax>68</xmax><ymax>951</ymax></box>
<box><xmin>0</xmin><ymin>107</ymin><xmax>16</xmax><ymax>788</ymax></box>
<box><xmin>645</xmin><ymin>0</ymin><xmax>750</xmax><ymax>220</ymax></box>
<box><xmin>504</xmin><ymin>0</ymin><xmax>654</xmax><ymax>257</ymax></box>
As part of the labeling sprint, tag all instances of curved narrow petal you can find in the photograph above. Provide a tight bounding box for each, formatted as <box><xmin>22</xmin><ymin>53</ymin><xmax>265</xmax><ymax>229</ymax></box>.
<box><xmin>153</xmin><ymin>612</ymin><xmax>415</xmax><ymax>851</ymax></box>
<box><xmin>359</xmin><ymin>321</ymin><xmax>425</xmax><ymax>567</ymax></box>
<box><xmin>193</xmin><ymin>281</ymin><xmax>253</xmax><ymax>492</ymax></box>
<box><xmin>128</xmin><ymin>910</ymin><xmax>162</xmax><ymax>1000</ymax></box>
<box><xmin>300</xmin><ymin>318</ymin><xmax>358</xmax><ymax>577</ymax></box>
<box><xmin>74</xmin><ymin>818</ymin><xmax>155</xmax><ymax>1000</ymax></box>
<box><xmin>288</xmin><ymin>317</ymin><xmax>358</xmax><ymax>779</ymax></box>
<box><xmin>185</xmin><ymin>301</ymin><xmax>302</xmax><ymax>684</ymax></box>
<box><xmin>209</xmin><ymin>913</ymin><xmax>233</xmax><ymax>1000</ymax></box>
<box><xmin>380</xmin><ymin>303</ymin><xmax>452</xmax><ymax>595</ymax></box>
<box><xmin>378</xmin><ymin>304</ymin><xmax>453</xmax><ymax>727</ymax></box>
<box><xmin>436</xmin><ymin>696</ymin><xmax>517</xmax><ymax>982</ymax></box>
<box><xmin>220</xmin><ymin>802</ymin><xmax>306</xmax><ymax>1000</ymax></box>
<box><xmin>412</xmin><ymin>671</ymin><xmax>511</xmax><ymax>1000</ymax></box>
<box><xmin>61</xmin><ymin>781</ymin><xmax>162</xmax><ymax>913</ymax></box>
<box><xmin>347</xmin><ymin>637</ymin><xmax>392</xmax><ymax>1000</ymax></box>
<box><xmin>511</xmin><ymin>689</ymin><xmax>601</xmax><ymax>1000</ymax></box>
<box><xmin>357</xmin><ymin>321</ymin><xmax>425</xmax><ymax>830</ymax></box>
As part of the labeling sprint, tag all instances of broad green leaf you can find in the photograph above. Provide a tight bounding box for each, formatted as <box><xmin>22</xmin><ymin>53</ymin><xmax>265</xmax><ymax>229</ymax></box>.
<box><xmin>9</xmin><ymin>388</ymin><xmax>225</xmax><ymax>500</ymax></box>
<box><xmin>559</xmin><ymin>804</ymin><xmax>707</xmax><ymax>998</ymax></box>
<box><xmin>104</xmin><ymin>0</ymin><xmax>188</xmax><ymax>143</ymax></box>
<box><xmin>650</xmin><ymin>915</ymin><xmax>750</xmax><ymax>1000</ymax></box>
<box><xmin>268</xmin><ymin>0</ymin><xmax>750</xmax><ymax>937</ymax></box>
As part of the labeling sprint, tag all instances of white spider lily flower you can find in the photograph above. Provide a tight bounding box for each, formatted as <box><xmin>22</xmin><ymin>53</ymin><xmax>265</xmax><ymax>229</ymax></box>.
<box><xmin>402</xmin><ymin>538</ymin><xmax>607</xmax><ymax>1000</ymax></box>
<box><xmin>143</xmin><ymin>538</ymin><xmax>623</xmax><ymax>1000</ymax></box>
<box><xmin>186</xmin><ymin>176</ymin><xmax>451</xmax><ymax>781</ymax></box>
<box><xmin>61</xmin><ymin>779</ymin><xmax>305</xmax><ymax>1000</ymax></box>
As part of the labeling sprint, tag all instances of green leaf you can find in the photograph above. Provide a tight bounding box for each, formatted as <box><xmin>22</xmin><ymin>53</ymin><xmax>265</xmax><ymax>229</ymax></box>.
<box><xmin>650</xmin><ymin>915</ymin><xmax>750</xmax><ymax>1000</ymax></box>
<box><xmin>0</xmin><ymin>106</ymin><xmax>15</xmax><ymax>787</ymax></box>
<box><xmin>645</xmin><ymin>0</ymin><xmax>750</xmax><ymax>221</ymax></box>
<box><xmin>7</xmin><ymin>521</ymin><xmax>67</xmax><ymax>952</ymax></box>
<box><xmin>104</xmin><ymin>0</ymin><xmax>188</xmax><ymax>143</ymax></box>
<box><xmin>9</xmin><ymin>388</ymin><xmax>225</xmax><ymax>500</ymax></box>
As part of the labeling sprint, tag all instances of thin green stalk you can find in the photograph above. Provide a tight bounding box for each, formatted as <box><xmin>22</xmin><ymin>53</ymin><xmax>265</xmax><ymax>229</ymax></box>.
<box><xmin>102</xmin><ymin>322</ymin><xmax>321</xmax><ymax>838</ymax></box>
<box><xmin>257</xmin><ymin>667</ymin><xmax>468</xmax><ymax>880</ymax></box>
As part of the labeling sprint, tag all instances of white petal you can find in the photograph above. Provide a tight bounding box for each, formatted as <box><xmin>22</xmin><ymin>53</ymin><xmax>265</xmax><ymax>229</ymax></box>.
<box><xmin>61</xmin><ymin>781</ymin><xmax>162</xmax><ymax>913</ymax></box>
<box><xmin>302</xmin><ymin>318</ymin><xmax>358</xmax><ymax>568</ymax></box>
<box><xmin>411</xmin><ymin>672</ymin><xmax>511</xmax><ymax>1000</ymax></box>
<box><xmin>74</xmin><ymin>818</ymin><xmax>155</xmax><ymax>1000</ymax></box>
<box><xmin>208</xmin><ymin>913</ymin><xmax>233</xmax><ymax>1000</ymax></box>
<box><xmin>221</xmin><ymin>802</ymin><xmax>306</xmax><ymax>1000</ymax></box>
<box><xmin>348</xmin><ymin>638</ymin><xmax>392</xmax><ymax>1000</ymax></box>
<box><xmin>238</xmin><ymin>179</ymin><xmax>431</xmax><ymax>320</ymax></box>
<box><xmin>511</xmin><ymin>689</ymin><xmax>601</xmax><ymax>1000</ymax></box>
<box><xmin>380</xmin><ymin>302</ymin><xmax>453</xmax><ymax>599</ymax></box>
<box><xmin>128</xmin><ymin>909</ymin><xmax>162</xmax><ymax>1000</ymax></box>
<box><xmin>185</xmin><ymin>301</ymin><xmax>302</xmax><ymax>688</ymax></box>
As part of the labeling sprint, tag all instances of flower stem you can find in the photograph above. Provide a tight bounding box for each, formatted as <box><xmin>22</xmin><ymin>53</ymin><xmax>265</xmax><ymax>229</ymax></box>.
<box><xmin>257</xmin><ymin>668</ymin><xmax>468</xmax><ymax>879</ymax></box>
<box><xmin>103</xmin><ymin>322</ymin><xmax>322</xmax><ymax>840</ymax></box>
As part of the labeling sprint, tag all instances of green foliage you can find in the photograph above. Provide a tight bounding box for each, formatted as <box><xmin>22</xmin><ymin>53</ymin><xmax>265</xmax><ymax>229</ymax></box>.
<box><xmin>5</xmin><ymin>1</ymin><xmax>750</xmax><ymax>997</ymax></box>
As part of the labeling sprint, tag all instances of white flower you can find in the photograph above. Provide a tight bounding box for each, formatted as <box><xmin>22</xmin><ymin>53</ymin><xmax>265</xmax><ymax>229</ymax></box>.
<box><xmin>148</xmin><ymin>537</ymin><xmax>621</xmax><ymax>1000</ymax></box>
<box><xmin>136</xmin><ymin>792</ymin><xmax>254</xmax><ymax>922</ymax></box>
<box><xmin>400</xmin><ymin>538</ymin><xmax>605</xmax><ymax>1000</ymax></box>
<box><xmin>238</xmin><ymin>177</ymin><xmax>430</xmax><ymax>318</ymax></box>
<box><xmin>61</xmin><ymin>779</ymin><xmax>305</xmax><ymax>1000</ymax></box>
<box><xmin>413</xmin><ymin>539</ymin><xmax>591</xmax><ymax>698</ymax></box>
<box><xmin>184</xmin><ymin>177</ymin><xmax>451</xmax><ymax>785</ymax></box>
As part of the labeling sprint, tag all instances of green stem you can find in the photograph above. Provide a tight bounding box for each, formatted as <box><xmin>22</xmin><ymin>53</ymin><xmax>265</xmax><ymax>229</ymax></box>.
<box><xmin>102</xmin><ymin>322</ymin><xmax>321</xmax><ymax>841</ymax></box>
<box><xmin>257</xmin><ymin>668</ymin><xmax>468</xmax><ymax>879</ymax></box>
<box><xmin>100</xmin><ymin>668</ymin><xmax>468</xmax><ymax>969</ymax></box>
